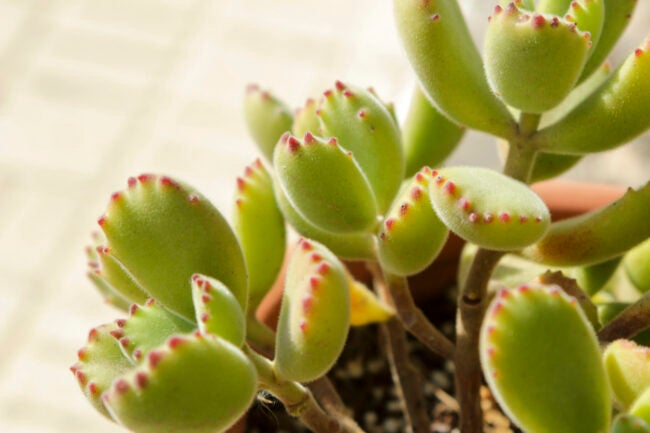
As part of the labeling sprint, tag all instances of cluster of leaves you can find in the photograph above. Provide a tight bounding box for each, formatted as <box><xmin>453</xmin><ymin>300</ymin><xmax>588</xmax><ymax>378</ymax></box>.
<box><xmin>73</xmin><ymin>1</ymin><xmax>650</xmax><ymax>432</ymax></box>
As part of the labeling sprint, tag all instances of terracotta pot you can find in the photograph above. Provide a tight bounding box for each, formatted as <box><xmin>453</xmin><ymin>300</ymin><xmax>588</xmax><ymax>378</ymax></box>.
<box><xmin>256</xmin><ymin>180</ymin><xmax>627</xmax><ymax>330</ymax></box>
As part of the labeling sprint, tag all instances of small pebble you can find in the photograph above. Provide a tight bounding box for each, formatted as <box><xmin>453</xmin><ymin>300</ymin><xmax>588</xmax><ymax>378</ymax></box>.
<box><xmin>366</xmin><ymin>357</ymin><xmax>385</xmax><ymax>374</ymax></box>
<box><xmin>445</xmin><ymin>359</ymin><xmax>455</xmax><ymax>373</ymax></box>
<box><xmin>347</xmin><ymin>358</ymin><xmax>364</xmax><ymax>378</ymax></box>
<box><xmin>424</xmin><ymin>381</ymin><xmax>436</xmax><ymax>396</ymax></box>
<box><xmin>363</xmin><ymin>411</ymin><xmax>378</xmax><ymax>426</ymax></box>
<box><xmin>371</xmin><ymin>386</ymin><xmax>384</xmax><ymax>401</ymax></box>
<box><xmin>383</xmin><ymin>418</ymin><xmax>403</xmax><ymax>433</ymax></box>
<box><xmin>387</xmin><ymin>399</ymin><xmax>402</xmax><ymax>413</ymax></box>
<box><xmin>432</xmin><ymin>370</ymin><xmax>451</xmax><ymax>389</ymax></box>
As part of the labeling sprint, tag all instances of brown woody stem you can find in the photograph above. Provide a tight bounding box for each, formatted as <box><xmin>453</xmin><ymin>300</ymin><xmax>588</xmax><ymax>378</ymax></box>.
<box><xmin>455</xmin><ymin>113</ymin><xmax>539</xmax><ymax>433</ymax></box>
<box><xmin>455</xmin><ymin>249</ymin><xmax>504</xmax><ymax>433</ymax></box>
<box><xmin>244</xmin><ymin>345</ymin><xmax>361</xmax><ymax>433</ymax></box>
<box><xmin>371</xmin><ymin>266</ymin><xmax>431</xmax><ymax>433</ymax></box>
<box><xmin>245</xmin><ymin>317</ymin><xmax>364</xmax><ymax>432</ymax></box>
<box><xmin>380</xmin><ymin>268</ymin><xmax>455</xmax><ymax>360</ymax></box>
<box><xmin>598</xmin><ymin>291</ymin><xmax>650</xmax><ymax>343</ymax></box>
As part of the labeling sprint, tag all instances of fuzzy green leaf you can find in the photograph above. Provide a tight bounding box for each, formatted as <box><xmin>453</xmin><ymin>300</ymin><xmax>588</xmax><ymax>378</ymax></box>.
<box><xmin>480</xmin><ymin>283</ymin><xmax>610</xmax><ymax>433</ymax></box>
<box><xmin>244</xmin><ymin>85</ymin><xmax>293</xmax><ymax>161</ymax></box>
<box><xmin>484</xmin><ymin>5</ymin><xmax>592</xmax><ymax>113</ymax></box>
<box><xmin>233</xmin><ymin>160</ymin><xmax>286</xmax><ymax>310</ymax></box>
<box><xmin>580</xmin><ymin>0</ymin><xmax>638</xmax><ymax>81</ymax></box>
<box><xmin>274</xmin><ymin>184</ymin><xmax>376</xmax><ymax>260</ymax></box>
<box><xmin>99</xmin><ymin>175</ymin><xmax>248</xmax><ymax>321</ymax></box>
<box><xmin>70</xmin><ymin>324</ymin><xmax>134</xmax><ymax>419</ymax></box>
<box><xmin>377</xmin><ymin>167</ymin><xmax>449</xmax><ymax>276</ymax></box>
<box><xmin>523</xmin><ymin>182</ymin><xmax>650</xmax><ymax>266</ymax></box>
<box><xmin>402</xmin><ymin>85</ymin><xmax>465</xmax><ymax>177</ymax></box>
<box><xmin>428</xmin><ymin>166</ymin><xmax>550</xmax><ymax>251</ymax></box>
<box><xmin>274</xmin><ymin>239</ymin><xmax>350</xmax><ymax>382</ymax></box>
<box><xmin>117</xmin><ymin>300</ymin><xmax>195</xmax><ymax>363</ymax></box>
<box><xmin>393</xmin><ymin>0</ymin><xmax>515</xmax><ymax>138</ymax></box>
<box><xmin>535</xmin><ymin>38</ymin><xmax>650</xmax><ymax>155</ymax></box>
<box><xmin>604</xmin><ymin>339</ymin><xmax>650</xmax><ymax>409</ymax></box>
<box><xmin>316</xmin><ymin>82</ymin><xmax>404</xmax><ymax>213</ymax></box>
<box><xmin>192</xmin><ymin>274</ymin><xmax>246</xmax><ymax>347</ymax></box>
<box><xmin>274</xmin><ymin>133</ymin><xmax>378</xmax><ymax>234</ymax></box>
<box><xmin>625</xmin><ymin>238</ymin><xmax>650</xmax><ymax>294</ymax></box>
<box><xmin>103</xmin><ymin>333</ymin><xmax>257</xmax><ymax>433</ymax></box>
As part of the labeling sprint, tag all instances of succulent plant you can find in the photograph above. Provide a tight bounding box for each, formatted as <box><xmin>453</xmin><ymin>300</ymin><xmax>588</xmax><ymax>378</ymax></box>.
<box><xmin>73</xmin><ymin>1</ymin><xmax>650</xmax><ymax>432</ymax></box>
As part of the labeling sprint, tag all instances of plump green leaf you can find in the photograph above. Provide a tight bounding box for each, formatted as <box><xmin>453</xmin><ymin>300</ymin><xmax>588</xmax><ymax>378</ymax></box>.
<box><xmin>377</xmin><ymin>167</ymin><xmax>449</xmax><ymax>276</ymax></box>
<box><xmin>428</xmin><ymin>166</ymin><xmax>550</xmax><ymax>250</ymax></box>
<box><xmin>103</xmin><ymin>333</ymin><xmax>257</xmax><ymax>433</ymax></box>
<box><xmin>480</xmin><ymin>283</ymin><xmax>610</xmax><ymax>433</ymax></box>
<box><xmin>99</xmin><ymin>175</ymin><xmax>248</xmax><ymax>321</ymax></box>
<box><xmin>233</xmin><ymin>160</ymin><xmax>286</xmax><ymax>310</ymax></box>
<box><xmin>274</xmin><ymin>239</ymin><xmax>350</xmax><ymax>382</ymax></box>
<box><xmin>274</xmin><ymin>133</ymin><xmax>378</xmax><ymax>234</ymax></box>
<box><xmin>244</xmin><ymin>85</ymin><xmax>293</xmax><ymax>161</ymax></box>
<box><xmin>393</xmin><ymin>0</ymin><xmax>515</xmax><ymax>137</ymax></box>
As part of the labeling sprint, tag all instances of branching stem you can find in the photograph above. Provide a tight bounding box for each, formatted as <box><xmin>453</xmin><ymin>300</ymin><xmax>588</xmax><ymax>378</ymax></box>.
<box><xmin>372</xmin><ymin>263</ymin><xmax>455</xmax><ymax>360</ymax></box>
<box><xmin>455</xmin><ymin>111</ymin><xmax>539</xmax><ymax>433</ymax></box>
<box><xmin>244</xmin><ymin>345</ymin><xmax>361</xmax><ymax>433</ymax></box>
<box><xmin>246</xmin><ymin>317</ymin><xmax>364</xmax><ymax>432</ymax></box>
<box><xmin>599</xmin><ymin>291</ymin><xmax>650</xmax><ymax>343</ymax></box>
<box><xmin>371</xmin><ymin>264</ymin><xmax>431</xmax><ymax>433</ymax></box>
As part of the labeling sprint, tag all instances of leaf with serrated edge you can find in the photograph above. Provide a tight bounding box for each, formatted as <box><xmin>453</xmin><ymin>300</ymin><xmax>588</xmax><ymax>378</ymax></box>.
<box><xmin>99</xmin><ymin>175</ymin><xmax>248</xmax><ymax>321</ymax></box>
<box><xmin>480</xmin><ymin>283</ymin><xmax>610</xmax><ymax>433</ymax></box>
<box><xmin>604</xmin><ymin>339</ymin><xmax>650</xmax><ymax>409</ymax></box>
<box><xmin>274</xmin><ymin>133</ymin><xmax>378</xmax><ymax>234</ymax></box>
<box><xmin>429</xmin><ymin>166</ymin><xmax>550</xmax><ymax>251</ymax></box>
<box><xmin>103</xmin><ymin>333</ymin><xmax>257</xmax><ymax>433</ymax></box>
<box><xmin>117</xmin><ymin>300</ymin><xmax>195</xmax><ymax>363</ymax></box>
<box><xmin>244</xmin><ymin>85</ymin><xmax>293</xmax><ymax>161</ymax></box>
<box><xmin>274</xmin><ymin>239</ymin><xmax>350</xmax><ymax>382</ymax></box>
<box><xmin>316</xmin><ymin>81</ymin><xmax>404</xmax><ymax>213</ymax></box>
<box><xmin>378</xmin><ymin>166</ymin><xmax>449</xmax><ymax>276</ymax></box>
<box><xmin>485</xmin><ymin>5</ymin><xmax>592</xmax><ymax>113</ymax></box>
<box><xmin>192</xmin><ymin>274</ymin><xmax>246</xmax><ymax>347</ymax></box>
<box><xmin>71</xmin><ymin>323</ymin><xmax>134</xmax><ymax>419</ymax></box>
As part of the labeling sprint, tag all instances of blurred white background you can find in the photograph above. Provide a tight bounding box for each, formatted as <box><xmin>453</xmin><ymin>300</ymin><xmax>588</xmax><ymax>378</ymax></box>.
<box><xmin>0</xmin><ymin>1</ymin><xmax>647</xmax><ymax>432</ymax></box>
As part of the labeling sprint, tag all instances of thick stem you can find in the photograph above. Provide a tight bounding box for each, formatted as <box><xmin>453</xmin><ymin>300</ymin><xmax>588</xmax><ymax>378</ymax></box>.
<box><xmin>599</xmin><ymin>291</ymin><xmax>650</xmax><ymax>343</ymax></box>
<box><xmin>380</xmin><ymin>269</ymin><xmax>455</xmax><ymax>360</ymax></box>
<box><xmin>454</xmin><ymin>250</ymin><xmax>503</xmax><ymax>433</ymax></box>
<box><xmin>372</xmin><ymin>266</ymin><xmax>431</xmax><ymax>433</ymax></box>
<box><xmin>246</xmin><ymin>316</ymin><xmax>276</xmax><ymax>358</ymax></box>
<box><xmin>455</xmin><ymin>112</ymin><xmax>540</xmax><ymax>433</ymax></box>
<box><xmin>244</xmin><ymin>345</ymin><xmax>354</xmax><ymax>433</ymax></box>
<box><xmin>246</xmin><ymin>317</ymin><xmax>363</xmax><ymax>432</ymax></box>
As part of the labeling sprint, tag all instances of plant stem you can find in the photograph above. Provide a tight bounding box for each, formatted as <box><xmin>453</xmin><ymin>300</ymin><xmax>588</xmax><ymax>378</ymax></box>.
<box><xmin>599</xmin><ymin>291</ymin><xmax>650</xmax><ymax>342</ymax></box>
<box><xmin>246</xmin><ymin>316</ymin><xmax>276</xmax><ymax>358</ymax></box>
<box><xmin>371</xmin><ymin>265</ymin><xmax>431</xmax><ymax>433</ymax></box>
<box><xmin>244</xmin><ymin>345</ymin><xmax>360</xmax><ymax>433</ymax></box>
<box><xmin>455</xmin><ymin>111</ymin><xmax>540</xmax><ymax>433</ymax></box>
<box><xmin>454</xmin><ymin>249</ymin><xmax>503</xmax><ymax>433</ymax></box>
<box><xmin>378</xmin><ymin>267</ymin><xmax>455</xmax><ymax>360</ymax></box>
<box><xmin>246</xmin><ymin>317</ymin><xmax>363</xmax><ymax>432</ymax></box>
